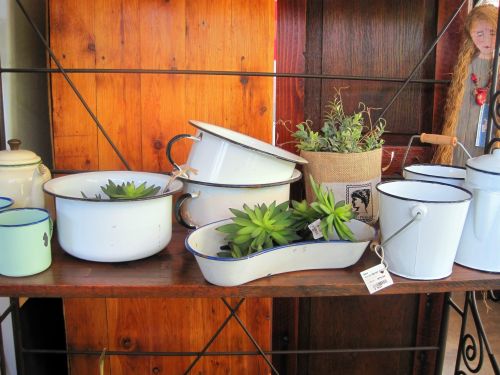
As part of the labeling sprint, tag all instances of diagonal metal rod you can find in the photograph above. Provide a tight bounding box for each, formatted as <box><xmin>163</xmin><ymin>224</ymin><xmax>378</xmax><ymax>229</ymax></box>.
<box><xmin>15</xmin><ymin>0</ymin><xmax>131</xmax><ymax>170</ymax></box>
<box><xmin>0</xmin><ymin>67</ymin><xmax>450</xmax><ymax>85</ymax></box>
<box><xmin>0</xmin><ymin>303</ymin><xmax>13</xmax><ymax>324</ymax></box>
<box><xmin>377</xmin><ymin>0</ymin><xmax>468</xmax><ymax>121</ymax></box>
<box><xmin>182</xmin><ymin>298</ymin><xmax>246</xmax><ymax>375</ymax></box>
<box><xmin>221</xmin><ymin>297</ymin><xmax>279</xmax><ymax>374</ymax></box>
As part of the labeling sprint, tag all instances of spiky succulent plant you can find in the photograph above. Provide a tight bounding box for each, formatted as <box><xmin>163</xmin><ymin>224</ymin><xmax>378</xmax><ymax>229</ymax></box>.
<box><xmin>290</xmin><ymin>198</ymin><xmax>322</xmax><ymax>237</ymax></box>
<box><xmin>81</xmin><ymin>179</ymin><xmax>161</xmax><ymax>200</ymax></box>
<box><xmin>305</xmin><ymin>175</ymin><xmax>356</xmax><ymax>241</ymax></box>
<box><xmin>216</xmin><ymin>201</ymin><xmax>301</xmax><ymax>258</ymax></box>
<box><xmin>216</xmin><ymin>177</ymin><xmax>357</xmax><ymax>258</ymax></box>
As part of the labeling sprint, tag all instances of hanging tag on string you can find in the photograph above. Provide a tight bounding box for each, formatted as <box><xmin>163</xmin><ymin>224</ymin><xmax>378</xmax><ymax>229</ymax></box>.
<box><xmin>361</xmin><ymin>243</ymin><xmax>393</xmax><ymax>294</ymax></box>
<box><xmin>308</xmin><ymin>219</ymin><xmax>323</xmax><ymax>239</ymax></box>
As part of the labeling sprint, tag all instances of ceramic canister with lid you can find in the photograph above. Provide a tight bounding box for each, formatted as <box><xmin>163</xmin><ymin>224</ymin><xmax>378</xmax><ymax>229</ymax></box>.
<box><xmin>0</xmin><ymin>139</ymin><xmax>51</xmax><ymax>208</ymax></box>
<box><xmin>455</xmin><ymin>148</ymin><xmax>500</xmax><ymax>272</ymax></box>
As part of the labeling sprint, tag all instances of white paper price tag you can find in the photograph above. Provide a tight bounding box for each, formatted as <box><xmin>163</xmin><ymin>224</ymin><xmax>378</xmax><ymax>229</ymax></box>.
<box><xmin>308</xmin><ymin>219</ymin><xmax>323</xmax><ymax>239</ymax></box>
<box><xmin>360</xmin><ymin>264</ymin><xmax>394</xmax><ymax>294</ymax></box>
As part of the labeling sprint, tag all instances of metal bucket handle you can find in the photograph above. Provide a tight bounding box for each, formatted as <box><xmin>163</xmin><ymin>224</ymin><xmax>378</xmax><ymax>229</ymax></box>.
<box><xmin>400</xmin><ymin>133</ymin><xmax>471</xmax><ymax>174</ymax></box>
<box><xmin>370</xmin><ymin>204</ymin><xmax>427</xmax><ymax>269</ymax></box>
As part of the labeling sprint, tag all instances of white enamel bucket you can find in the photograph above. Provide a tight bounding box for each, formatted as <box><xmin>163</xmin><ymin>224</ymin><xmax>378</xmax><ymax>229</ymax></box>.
<box><xmin>376</xmin><ymin>180</ymin><xmax>472</xmax><ymax>280</ymax></box>
<box><xmin>403</xmin><ymin>164</ymin><xmax>466</xmax><ymax>187</ymax></box>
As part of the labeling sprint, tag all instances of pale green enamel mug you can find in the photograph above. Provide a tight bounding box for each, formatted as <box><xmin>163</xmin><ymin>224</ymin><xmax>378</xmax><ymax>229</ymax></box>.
<box><xmin>0</xmin><ymin>197</ymin><xmax>14</xmax><ymax>210</ymax></box>
<box><xmin>0</xmin><ymin>208</ymin><xmax>52</xmax><ymax>277</ymax></box>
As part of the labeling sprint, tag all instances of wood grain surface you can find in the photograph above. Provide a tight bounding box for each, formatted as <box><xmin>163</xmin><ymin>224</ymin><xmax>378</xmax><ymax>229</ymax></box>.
<box><xmin>0</xmin><ymin>223</ymin><xmax>498</xmax><ymax>298</ymax></box>
<box><xmin>320</xmin><ymin>0</ymin><xmax>437</xmax><ymax>136</ymax></box>
<box><xmin>49</xmin><ymin>0</ymin><xmax>274</xmax><ymax>172</ymax></box>
<box><xmin>48</xmin><ymin>2</ymin><xmax>275</xmax><ymax>373</ymax></box>
<box><xmin>63</xmin><ymin>297</ymin><xmax>272</xmax><ymax>374</ymax></box>
<box><xmin>50</xmin><ymin>0</ymin><xmax>98</xmax><ymax>170</ymax></box>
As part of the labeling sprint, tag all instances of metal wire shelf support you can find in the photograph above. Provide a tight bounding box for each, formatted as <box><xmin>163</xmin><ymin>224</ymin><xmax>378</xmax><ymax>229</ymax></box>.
<box><xmin>8</xmin><ymin>297</ymin><xmax>445</xmax><ymax>375</ymax></box>
<box><xmin>14</xmin><ymin>0</ymin><xmax>132</xmax><ymax>171</ymax></box>
<box><xmin>449</xmin><ymin>291</ymin><xmax>500</xmax><ymax>374</ymax></box>
<box><xmin>7</xmin><ymin>0</ymin><xmax>465</xmax><ymax>171</ymax></box>
<box><xmin>0</xmin><ymin>1</ymin><xmax>498</xmax><ymax>375</ymax></box>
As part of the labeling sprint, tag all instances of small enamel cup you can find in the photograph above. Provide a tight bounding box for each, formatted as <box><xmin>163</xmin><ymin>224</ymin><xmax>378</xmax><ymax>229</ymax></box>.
<box><xmin>0</xmin><ymin>197</ymin><xmax>14</xmax><ymax>210</ymax></box>
<box><xmin>0</xmin><ymin>208</ymin><xmax>53</xmax><ymax>277</ymax></box>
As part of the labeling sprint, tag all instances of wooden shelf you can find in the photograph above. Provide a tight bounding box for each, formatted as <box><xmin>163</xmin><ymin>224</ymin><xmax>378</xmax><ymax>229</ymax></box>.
<box><xmin>0</xmin><ymin>224</ymin><xmax>498</xmax><ymax>299</ymax></box>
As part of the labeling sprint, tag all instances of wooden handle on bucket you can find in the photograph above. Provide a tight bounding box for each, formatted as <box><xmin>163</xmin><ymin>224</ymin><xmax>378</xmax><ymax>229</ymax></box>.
<box><xmin>420</xmin><ymin>133</ymin><xmax>457</xmax><ymax>146</ymax></box>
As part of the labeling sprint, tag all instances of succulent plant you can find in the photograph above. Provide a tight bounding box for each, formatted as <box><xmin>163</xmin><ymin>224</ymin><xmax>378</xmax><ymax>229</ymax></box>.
<box><xmin>290</xmin><ymin>198</ymin><xmax>321</xmax><ymax>237</ymax></box>
<box><xmin>216</xmin><ymin>201</ymin><xmax>301</xmax><ymax>258</ymax></box>
<box><xmin>81</xmin><ymin>180</ymin><xmax>161</xmax><ymax>200</ymax></box>
<box><xmin>216</xmin><ymin>177</ymin><xmax>357</xmax><ymax>258</ymax></box>
<box><xmin>305</xmin><ymin>175</ymin><xmax>356</xmax><ymax>241</ymax></box>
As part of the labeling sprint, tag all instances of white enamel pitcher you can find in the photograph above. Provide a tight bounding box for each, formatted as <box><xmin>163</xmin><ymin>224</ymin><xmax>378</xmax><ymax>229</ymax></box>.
<box><xmin>455</xmin><ymin>148</ymin><xmax>500</xmax><ymax>272</ymax></box>
<box><xmin>0</xmin><ymin>139</ymin><xmax>51</xmax><ymax>209</ymax></box>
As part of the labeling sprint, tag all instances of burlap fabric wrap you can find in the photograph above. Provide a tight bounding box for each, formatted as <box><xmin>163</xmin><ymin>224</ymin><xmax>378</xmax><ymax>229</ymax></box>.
<box><xmin>301</xmin><ymin>148</ymin><xmax>382</xmax><ymax>225</ymax></box>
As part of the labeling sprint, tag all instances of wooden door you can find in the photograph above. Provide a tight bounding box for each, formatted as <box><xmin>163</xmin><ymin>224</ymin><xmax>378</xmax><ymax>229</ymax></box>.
<box><xmin>50</xmin><ymin>1</ymin><xmax>275</xmax><ymax>373</ymax></box>
<box><xmin>273</xmin><ymin>1</ymin><xmax>465</xmax><ymax>374</ymax></box>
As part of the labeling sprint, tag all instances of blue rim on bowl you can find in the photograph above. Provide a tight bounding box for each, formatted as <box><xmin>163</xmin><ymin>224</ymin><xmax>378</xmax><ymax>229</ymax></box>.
<box><xmin>185</xmin><ymin>218</ymin><xmax>377</xmax><ymax>261</ymax></box>
<box><xmin>0</xmin><ymin>197</ymin><xmax>14</xmax><ymax>210</ymax></box>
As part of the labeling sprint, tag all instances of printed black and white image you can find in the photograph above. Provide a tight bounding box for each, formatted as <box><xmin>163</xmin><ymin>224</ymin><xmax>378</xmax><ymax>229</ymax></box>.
<box><xmin>346</xmin><ymin>184</ymin><xmax>373</xmax><ymax>222</ymax></box>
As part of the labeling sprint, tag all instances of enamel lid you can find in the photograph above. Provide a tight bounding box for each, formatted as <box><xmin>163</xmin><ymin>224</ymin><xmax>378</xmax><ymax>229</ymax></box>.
<box><xmin>0</xmin><ymin>139</ymin><xmax>41</xmax><ymax>166</ymax></box>
<box><xmin>466</xmin><ymin>148</ymin><xmax>500</xmax><ymax>175</ymax></box>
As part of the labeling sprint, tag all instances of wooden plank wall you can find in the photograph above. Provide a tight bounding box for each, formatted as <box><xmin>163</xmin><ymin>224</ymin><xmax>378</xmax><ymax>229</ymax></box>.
<box><xmin>279</xmin><ymin>0</ymin><xmax>448</xmax><ymax>175</ymax></box>
<box><xmin>50</xmin><ymin>1</ymin><xmax>275</xmax><ymax>374</ymax></box>
<box><xmin>49</xmin><ymin>0</ymin><xmax>275</xmax><ymax>172</ymax></box>
<box><xmin>64</xmin><ymin>298</ymin><xmax>272</xmax><ymax>374</ymax></box>
<box><xmin>318</xmin><ymin>0</ymin><xmax>437</xmax><ymax>140</ymax></box>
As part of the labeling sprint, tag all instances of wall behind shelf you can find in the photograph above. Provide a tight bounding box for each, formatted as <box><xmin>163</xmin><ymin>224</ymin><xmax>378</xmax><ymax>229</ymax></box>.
<box><xmin>49</xmin><ymin>0</ymin><xmax>275</xmax><ymax>172</ymax></box>
<box><xmin>0</xmin><ymin>1</ymin><xmax>50</xmax><ymax>374</ymax></box>
<box><xmin>0</xmin><ymin>0</ymin><xmax>51</xmax><ymax>165</ymax></box>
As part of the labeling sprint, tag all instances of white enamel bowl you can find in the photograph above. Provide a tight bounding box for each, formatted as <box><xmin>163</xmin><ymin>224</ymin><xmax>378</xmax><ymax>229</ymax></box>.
<box><xmin>186</xmin><ymin>219</ymin><xmax>377</xmax><ymax>286</ymax></box>
<box><xmin>175</xmin><ymin>169</ymin><xmax>302</xmax><ymax>229</ymax></box>
<box><xmin>43</xmin><ymin>171</ymin><xmax>183</xmax><ymax>262</ymax></box>
<box><xmin>403</xmin><ymin>164</ymin><xmax>466</xmax><ymax>187</ymax></box>
<box><xmin>166</xmin><ymin>120</ymin><xmax>308</xmax><ymax>184</ymax></box>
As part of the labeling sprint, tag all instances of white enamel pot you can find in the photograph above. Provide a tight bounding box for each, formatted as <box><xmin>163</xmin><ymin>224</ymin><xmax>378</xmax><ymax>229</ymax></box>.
<box><xmin>43</xmin><ymin>171</ymin><xmax>183</xmax><ymax>262</ymax></box>
<box><xmin>403</xmin><ymin>164</ymin><xmax>466</xmax><ymax>187</ymax></box>
<box><xmin>175</xmin><ymin>169</ymin><xmax>302</xmax><ymax>229</ymax></box>
<box><xmin>377</xmin><ymin>180</ymin><xmax>472</xmax><ymax>280</ymax></box>
<box><xmin>166</xmin><ymin>120</ymin><xmax>307</xmax><ymax>184</ymax></box>
<box><xmin>456</xmin><ymin>149</ymin><xmax>500</xmax><ymax>272</ymax></box>
<box><xmin>0</xmin><ymin>139</ymin><xmax>51</xmax><ymax>209</ymax></box>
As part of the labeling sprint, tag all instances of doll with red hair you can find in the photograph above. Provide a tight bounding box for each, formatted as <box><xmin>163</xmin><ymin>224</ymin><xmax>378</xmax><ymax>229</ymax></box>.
<box><xmin>433</xmin><ymin>4</ymin><xmax>499</xmax><ymax>165</ymax></box>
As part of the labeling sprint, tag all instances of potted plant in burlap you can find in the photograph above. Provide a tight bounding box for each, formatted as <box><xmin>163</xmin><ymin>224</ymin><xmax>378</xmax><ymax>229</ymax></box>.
<box><xmin>292</xmin><ymin>88</ymin><xmax>386</xmax><ymax>225</ymax></box>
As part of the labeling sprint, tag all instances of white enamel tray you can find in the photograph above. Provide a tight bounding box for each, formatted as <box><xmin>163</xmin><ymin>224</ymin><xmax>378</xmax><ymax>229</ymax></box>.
<box><xmin>185</xmin><ymin>219</ymin><xmax>377</xmax><ymax>286</ymax></box>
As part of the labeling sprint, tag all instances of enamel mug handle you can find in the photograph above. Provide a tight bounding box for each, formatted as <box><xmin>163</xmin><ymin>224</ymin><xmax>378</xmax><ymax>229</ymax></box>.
<box><xmin>49</xmin><ymin>217</ymin><xmax>54</xmax><ymax>239</ymax></box>
<box><xmin>42</xmin><ymin>216</ymin><xmax>54</xmax><ymax>248</ymax></box>
<box><xmin>174</xmin><ymin>192</ymin><xmax>198</xmax><ymax>229</ymax></box>
<box><xmin>166</xmin><ymin>134</ymin><xmax>201</xmax><ymax>172</ymax></box>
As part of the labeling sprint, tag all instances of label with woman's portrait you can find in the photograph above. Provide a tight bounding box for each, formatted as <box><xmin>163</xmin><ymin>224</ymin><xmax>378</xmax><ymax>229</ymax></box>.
<box><xmin>322</xmin><ymin>178</ymin><xmax>380</xmax><ymax>224</ymax></box>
